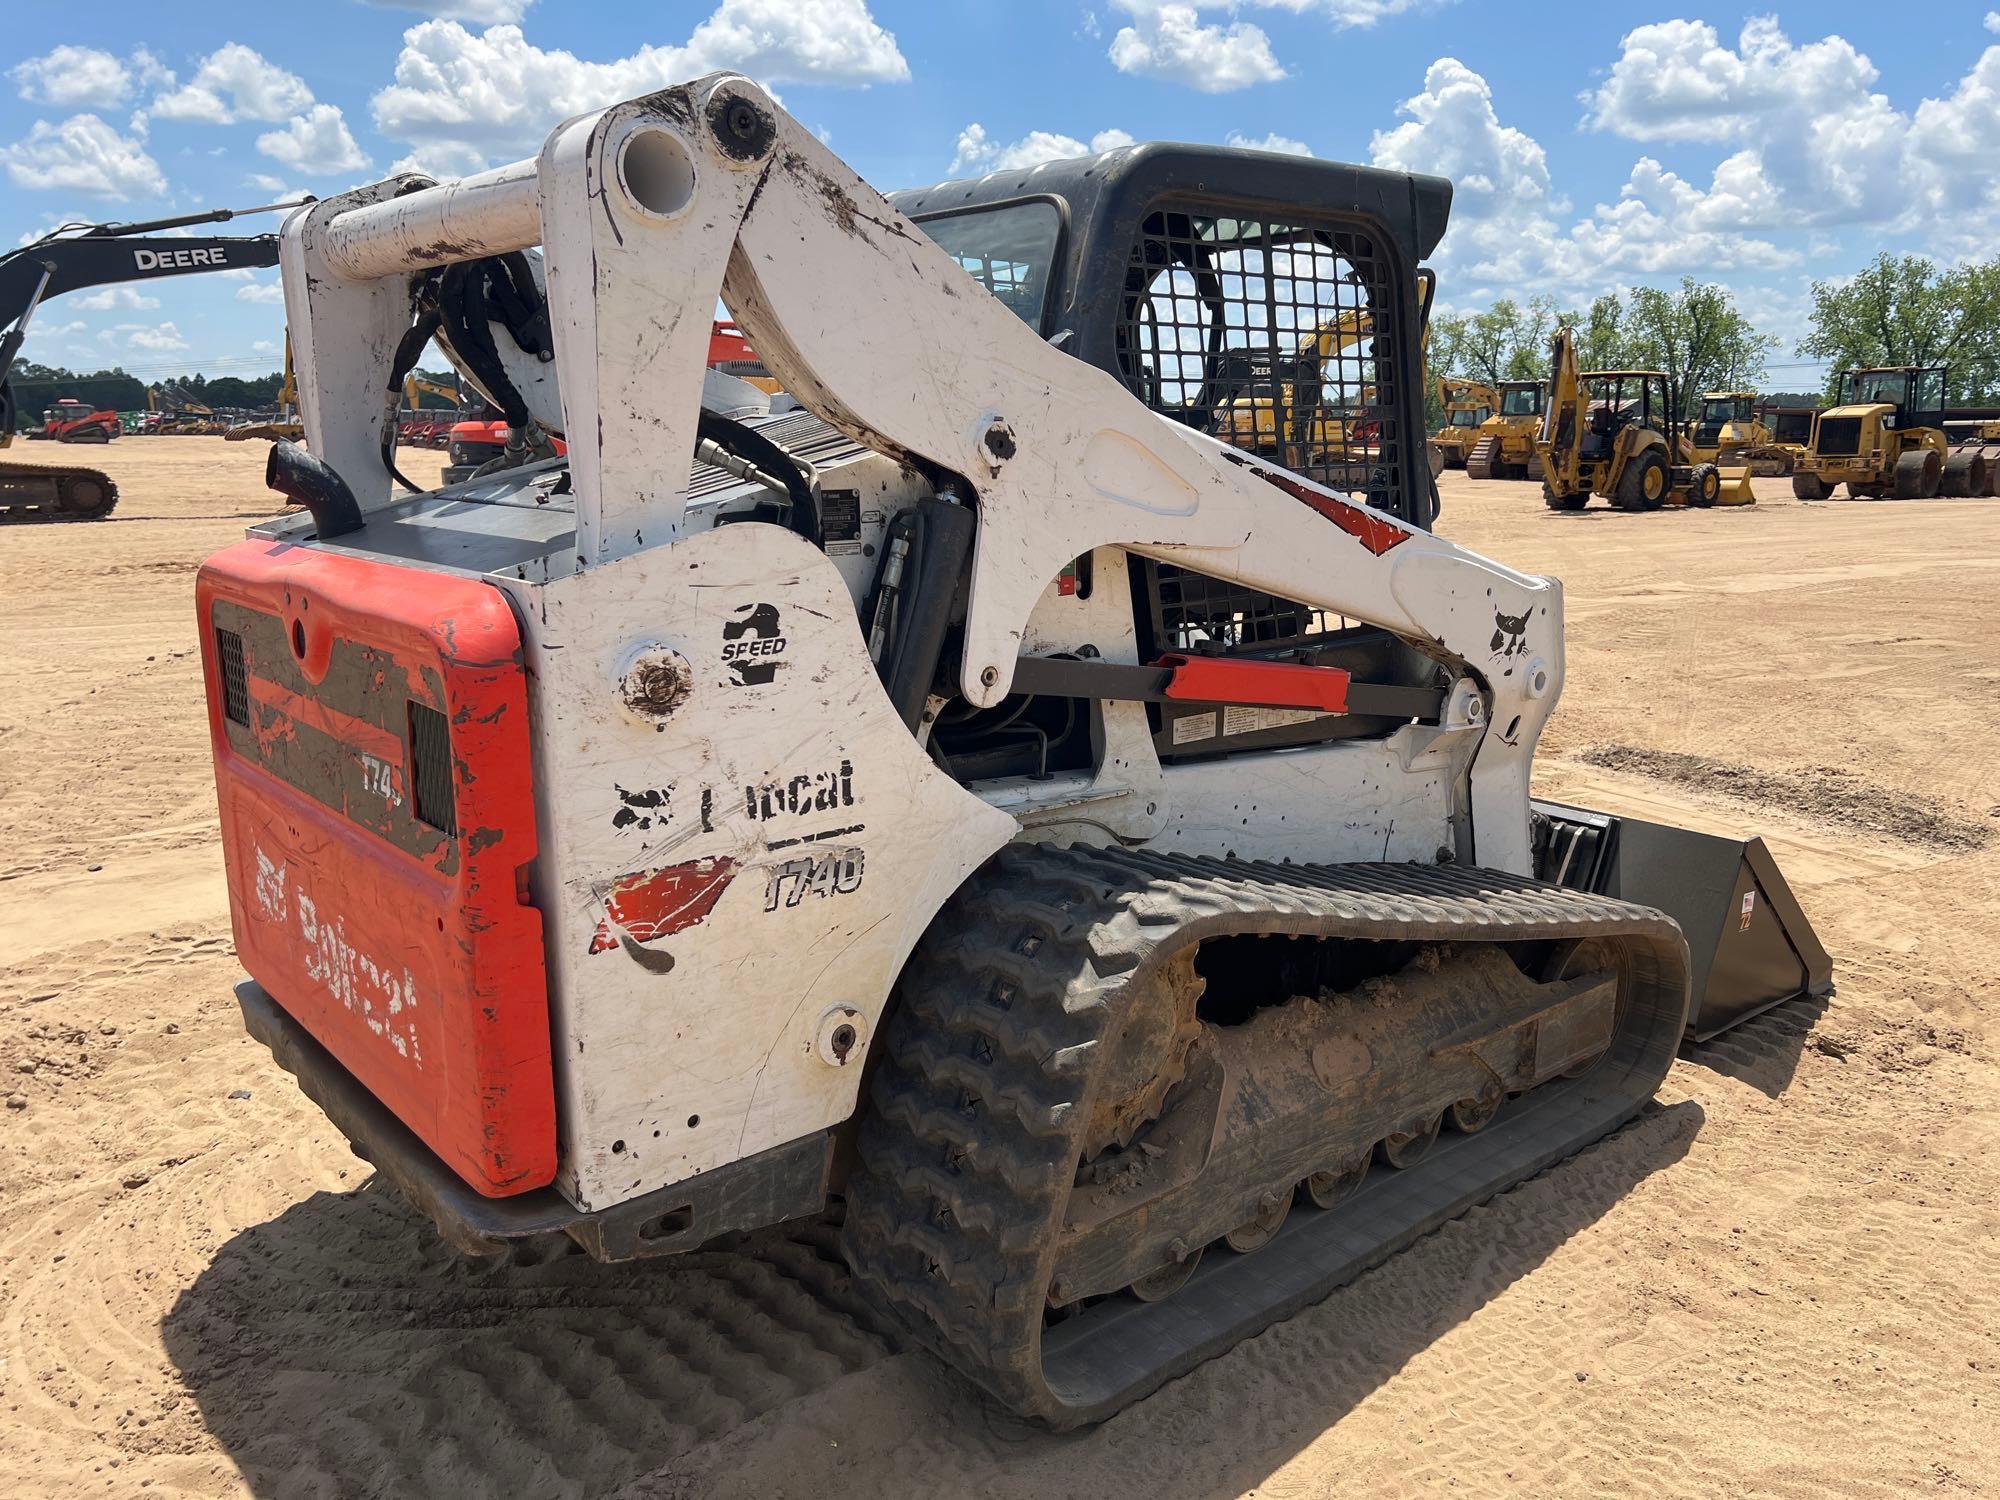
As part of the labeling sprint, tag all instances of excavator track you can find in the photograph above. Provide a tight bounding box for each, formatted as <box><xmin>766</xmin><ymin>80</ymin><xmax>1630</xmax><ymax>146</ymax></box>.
<box><xmin>842</xmin><ymin>844</ymin><xmax>1689</xmax><ymax>1427</ymax></box>
<box><xmin>1464</xmin><ymin>435</ymin><xmax>1499</xmax><ymax>480</ymax></box>
<box><xmin>0</xmin><ymin>461</ymin><xmax>121</xmax><ymax>522</ymax></box>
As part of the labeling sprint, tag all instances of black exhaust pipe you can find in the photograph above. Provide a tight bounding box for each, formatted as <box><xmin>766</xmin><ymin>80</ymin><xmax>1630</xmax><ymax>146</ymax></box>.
<box><xmin>266</xmin><ymin>440</ymin><xmax>364</xmax><ymax>538</ymax></box>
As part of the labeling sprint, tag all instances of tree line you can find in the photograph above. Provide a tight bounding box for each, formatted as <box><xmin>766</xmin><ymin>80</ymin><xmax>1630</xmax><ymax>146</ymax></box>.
<box><xmin>7</xmin><ymin>362</ymin><xmax>467</xmax><ymax>424</ymax></box>
<box><xmin>1428</xmin><ymin>282</ymin><xmax>1775</xmax><ymax>429</ymax></box>
<box><xmin>1427</xmin><ymin>252</ymin><xmax>2000</xmax><ymax>426</ymax></box>
<box><xmin>6</xmin><ymin>362</ymin><xmax>285</xmax><ymax>416</ymax></box>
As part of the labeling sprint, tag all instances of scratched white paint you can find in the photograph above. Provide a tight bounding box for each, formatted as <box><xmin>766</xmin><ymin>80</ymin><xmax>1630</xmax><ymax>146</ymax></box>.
<box><xmin>271</xmin><ymin>75</ymin><xmax>1578</xmax><ymax>1214</ymax></box>
<box><xmin>253</xmin><ymin>844</ymin><xmax>289</xmax><ymax>924</ymax></box>
<box><xmin>294</xmin><ymin>889</ymin><xmax>423</xmax><ymax>1070</ymax></box>
<box><xmin>500</xmin><ymin>524</ymin><xmax>1014</xmax><ymax>1209</ymax></box>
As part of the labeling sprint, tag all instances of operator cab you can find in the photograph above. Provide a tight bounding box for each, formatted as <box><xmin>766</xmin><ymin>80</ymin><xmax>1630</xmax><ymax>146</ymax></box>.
<box><xmin>891</xmin><ymin>145</ymin><xmax>1447</xmax><ymax>531</ymax></box>
<box><xmin>1497</xmin><ymin>382</ymin><xmax>1543</xmax><ymax>417</ymax></box>
<box><xmin>1579</xmin><ymin>373</ymin><xmax>1658</xmax><ymax>457</ymax></box>
<box><xmin>1836</xmin><ymin>366</ymin><xmax>1946</xmax><ymax>431</ymax></box>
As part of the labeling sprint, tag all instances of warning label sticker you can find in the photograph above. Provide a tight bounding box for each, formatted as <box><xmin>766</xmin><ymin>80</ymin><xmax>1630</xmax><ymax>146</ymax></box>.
<box><xmin>1171</xmin><ymin>711</ymin><xmax>1219</xmax><ymax>746</ymax></box>
<box><xmin>1222</xmin><ymin>705</ymin><xmax>1330</xmax><ymax>737</ymax></box>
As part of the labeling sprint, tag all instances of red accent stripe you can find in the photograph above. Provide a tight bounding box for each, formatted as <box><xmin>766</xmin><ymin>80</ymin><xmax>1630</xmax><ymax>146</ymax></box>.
<box><xmin>1156</xmin><ymin>654</ymin><xmax>1351</xmax><ymax>714</ymax></box>
<box><xmin>591</xmin><ymin>857</ymin><xmax>738</xmax><ymax>953</ymax></box>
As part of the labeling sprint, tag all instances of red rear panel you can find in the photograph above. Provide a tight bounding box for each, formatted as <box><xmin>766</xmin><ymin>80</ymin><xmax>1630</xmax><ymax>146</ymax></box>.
<box><xmin>198</xmin><ymin>540</ymin><xmax>554</xmax><ymax>1196</ymax></box>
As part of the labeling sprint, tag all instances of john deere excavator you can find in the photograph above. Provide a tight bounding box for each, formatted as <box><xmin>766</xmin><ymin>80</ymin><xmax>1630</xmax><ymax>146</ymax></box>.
<box><xmin>198</xmin><ymin>79</ymin><xmax>1829</xmax><ymax>1428</ymax></box>
<box><xmin>1538</xmin><ymin>328</ymin><xmax>1753</xmax><ymax>511</ymax></box>
<box><xmin>0</xmin><ymin>201</ymin><xmax>300</xmax><ymax>520</ymax></box>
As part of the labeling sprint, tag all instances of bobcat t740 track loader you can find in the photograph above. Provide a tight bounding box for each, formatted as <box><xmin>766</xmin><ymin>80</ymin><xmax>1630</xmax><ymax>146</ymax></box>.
<box><xmin>198</xmin><ymin>76</ymin><xmax>1830</xmax><ymax>1426</ymax></box>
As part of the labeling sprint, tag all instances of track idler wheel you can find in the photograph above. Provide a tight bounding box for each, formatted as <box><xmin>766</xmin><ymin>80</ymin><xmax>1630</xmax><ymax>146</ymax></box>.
<box><xmin>1379</xmin><ymin>1111</ymin><xmax>1444</xmax><ymax>1168</ymax></box>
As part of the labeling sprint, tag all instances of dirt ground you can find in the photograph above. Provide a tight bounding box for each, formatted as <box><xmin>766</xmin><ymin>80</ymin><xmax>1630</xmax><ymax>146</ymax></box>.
<box><xmin>2</xmin><ymin>441</ymin><xmax>1996</xmax><ymax>1498</ymax></box>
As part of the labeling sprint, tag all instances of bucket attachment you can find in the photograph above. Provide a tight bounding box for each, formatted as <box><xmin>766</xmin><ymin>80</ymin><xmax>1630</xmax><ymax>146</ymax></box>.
<box><xmin>1713</xmin><ymin>466</ymin><xmax>1756</xmax><ymax>505</ymax></box>
<box><xmin>1532</xmin><ymin>800</ymin><xmax>1832</xmax><ymax>1040</ymax></box>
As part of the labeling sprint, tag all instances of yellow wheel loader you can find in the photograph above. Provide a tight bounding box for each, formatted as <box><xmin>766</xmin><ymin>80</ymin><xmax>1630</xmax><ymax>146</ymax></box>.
<box><xmin>1537</xmin><ymin>328</ymin><xmax>1753</xmax><ymax>511</ymax></box>
<box><xmin>1464</xmin><ymin>379</ymin><xmax>1545</xmax><ymax>480</ymax></box>
<box><xmin>1791</xmin><ymin>366</ymin><xmax>1955</xmax><ymax>500</ymax></box>
<box><xmin>1431</xmin><ymin>377</ymin><xmax>1496</xmax><ymax>469</ymax></box>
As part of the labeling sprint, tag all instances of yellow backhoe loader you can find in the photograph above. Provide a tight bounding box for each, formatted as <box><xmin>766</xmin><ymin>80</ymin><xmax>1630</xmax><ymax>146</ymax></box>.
<box><xmin>1431</xmin><ymin>377</ymin><xmax>1496</xmax><ymax>469</ymax></box>
<box><xmin>1465</xmin><ymin>380</ymin><xmax>1545</xmax><ymax>480</ymax></box>
<box><xmin>1791</xmin><ymin>366</ymin><xmax>1956</xmax><ymax>500</ymax></box>
<box><xmin>1537</xmin><ymin>327</ymin><xmax>1753</xmax><ymax>511</ymax></box>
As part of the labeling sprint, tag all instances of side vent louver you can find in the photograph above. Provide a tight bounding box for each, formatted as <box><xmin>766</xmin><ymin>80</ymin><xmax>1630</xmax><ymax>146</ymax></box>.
<box><xmin>408</xmin><ymin>700</ymin><xmax>458</xmax><ymax>836</ymax></box>
<box><xmin>216</xmin><ymin>628</ymin><xmax>249</xmax><ymax>726</ymax></box>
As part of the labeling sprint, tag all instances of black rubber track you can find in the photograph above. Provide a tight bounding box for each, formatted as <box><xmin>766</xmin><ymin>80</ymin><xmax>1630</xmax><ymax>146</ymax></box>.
<box><xmin>0</xmin><ymin>461</ymin><xmax>121</xmax><ymax>521</ymax></box>
<box><xmin>841</xmin><ymin>844</ymin><xmax>1691</xmax><ymax>1427</ymax></box>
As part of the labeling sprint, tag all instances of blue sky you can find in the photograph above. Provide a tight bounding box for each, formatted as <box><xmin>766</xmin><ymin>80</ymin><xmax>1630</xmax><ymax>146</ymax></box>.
<box><xmin>5</xmin><ymin>0</ymin><xmax>1998</xmax><ymax>390</ymax></box>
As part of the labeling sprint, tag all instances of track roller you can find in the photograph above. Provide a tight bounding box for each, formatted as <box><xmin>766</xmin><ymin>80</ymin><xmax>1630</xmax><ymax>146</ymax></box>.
<box><xmin>1380</xmin><ymin>1112</ymin><xmax>1444</xmax><ymax>1168</ymax></box>
<box><xmin>1302</xmin><ymin>1152</ymin><xmax>1370</xmax><ymax>1210</ymax></box>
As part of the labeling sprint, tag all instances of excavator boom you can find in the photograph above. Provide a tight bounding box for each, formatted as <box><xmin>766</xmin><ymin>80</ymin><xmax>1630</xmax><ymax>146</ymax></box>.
<box><xmin>2</xmin><ymin>200</ymin><xmax>306</xmax><ymax>521</ymax></box>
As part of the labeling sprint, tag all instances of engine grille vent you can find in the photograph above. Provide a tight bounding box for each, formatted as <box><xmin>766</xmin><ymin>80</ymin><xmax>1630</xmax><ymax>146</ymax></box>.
<box><xmin>1817</xmin><ymin>416</ymin><xmax>1862</xmax><ymax>457</ymax></box>
<box><xmin>215</xmin><ymin>627</ymin><xmax>249</xmax><ymax>726</ymax></box>
<box><xmin>407</xmin><ymin>701</ymin><xmax>457</xmax><ymax>836</ymax></box>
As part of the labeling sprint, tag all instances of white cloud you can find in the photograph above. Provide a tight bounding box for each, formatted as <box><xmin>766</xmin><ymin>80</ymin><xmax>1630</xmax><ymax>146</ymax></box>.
<box><xmin>11</xmin><ymin>47</ymin><xmax>133</xmax><ymax>109</ymax></box>
<box><xmin>252</xmin><ymin>339</ymin><xmax>280</xmax><ymax>354</ymax></box>
<box><xmin>372</xmin><ymin>3</ymin><xmax>908</xmax><ymax>170</ymax></box>
<box><xmin>1578</xmin><ymin>19</ymin><xmax>2000</xmax><ymax>235</ymax></box>
<box><xmin>70</xmin><ymin>286</ymin><xmax>162</xmax><ymax>311</ymax></box>
<box><xmin>245</xmin><ymin>172</ymin><xmax>313</xmax><ymax>200</ymax></box>
<box><xmin>1226</xmin><ymin>130</ymin><xmax>1312</xmax><ymax>155</ymax></box>
<box><xmin>389</xmin><ymin>141</ymin><xmax>494</xmax><ymax>178</ymax></box>
<box><xmin>0</xmin><ymin>115</ymin><xmax>165</xmax><ymax>199</ymax></box>
<box><xmin>25</xmin><ymin>319</ymin><xmax>87</xmax><ymax>340</ymax></box>
<box><xmin>1568</xmin><ymin>158</ymin><xmax>1797</xmax><ymax>274</ymax></box>
<box><xmin>1582</xmin><ymin>18</ymin><xmax>1878</xmax><ymax>143</ymax></box>
<box><xmin>257</xmin><ymin>105</ymin><xmax>372</xmax><ymax>175</ymax></box>
<box><xmin>102</xmin><ymin>321</ymin><xmax>189</xmax><ymax>352</ymax></box>
<box><xmin>237</xmin><ymin>282</ymin><xmax>287</xmax><ymax>304</ymax></box>
<box><xmin>1307</xmin><ymin>0</ymin><xmax>1438</xmax><ymax>21</ymax></box>
<box><xmin>1106</xmin><ymin>0</ymin><xmax>1450</xmax><ymax>90</ymax></box>
<box><xmin>1989</xmin><ymin>10</ymin><xmax>2000</xmax><ymax>33</ymax></box>
<box><xmin>1369</xmin><ymin>57</ymin><xmax>1792</xmax><ymax>297</ymax></box>
<box><xmin>364</xmin><ymin>0</ymin><xmax>533</xmax><ymax>19</ymax></box>
<box><xmin>150</xmin><ymin>44</ymin><xmax>313</xmax><ymax>125</ymax></box>
<box><xmin>1373</xmin><ymin>57</ymin><xmax>1562</xmax><ymax>220</ymax></box>
<box><xmin>950</xmin><ymin>123</ymin><xmax>1133</xmax><ymax>175</ymax></box>
<box><xmin>1107</xmin><ymin>2</ymin><xmax>1285</xmax><ymax>91</ymax></box>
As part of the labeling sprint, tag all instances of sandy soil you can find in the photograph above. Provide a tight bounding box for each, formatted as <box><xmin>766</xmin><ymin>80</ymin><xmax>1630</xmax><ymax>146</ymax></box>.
<box><xmin>2</xmin><ymin>443</ymin><xmax>1996</xmax><ymax>1498</ymax></box>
